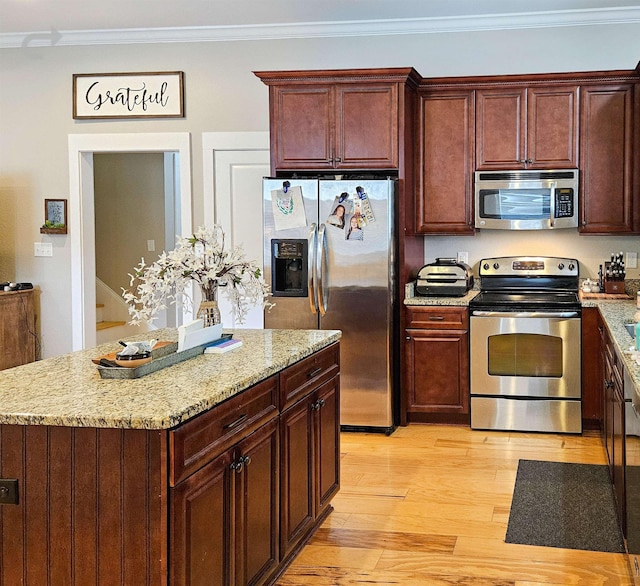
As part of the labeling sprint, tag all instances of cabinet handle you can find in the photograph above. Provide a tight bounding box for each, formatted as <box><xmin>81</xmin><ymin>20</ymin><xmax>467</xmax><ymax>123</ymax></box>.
<box><xmin>307</xmin><ymin>367</ymin><xmax>323</xmax><ymax>379</ymax></box>
<box><xmin>223</xmin><ymin>414</ymin><xmax>248</xmax><ymax>430</ymax></box>
<box><xmin>428</xmin><ymin>316</ymin><xmax>445</xmax><ymax>321</ymax></box>
<box><xmin>311</xmin><ymin>398</ymin><xmax>325</xmax><ymax>411</ymax></box>
<box><xmin>230</xmin><ymin>455</ymin><xmax>251</xmax><ymax>473</ymax></box>
<box><xmin>604</xmin><ymin>379</ymin><xmax>613</xmax><ymax>390</ymax></box>
<box><xmin>334</xmin><ymin>157</ymin><xmax>341</xmax><ymax>163</ymax></box>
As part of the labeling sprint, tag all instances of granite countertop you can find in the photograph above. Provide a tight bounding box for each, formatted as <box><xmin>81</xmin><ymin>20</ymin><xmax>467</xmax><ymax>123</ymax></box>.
<box><xmin>592</xmin><ymin>300</ymin><xmax>640</xmax><ymax>398</ymax></box>
<box><xmin>404</xmin><ymin>281</ymin><xmax>479</xmax><ymax>306</ymax></box>
<box><xmin>0</xmin><ymin>328</ymin><xmax>341</xmax><ymax>430</ymax></box>
<box><xmin>403</xmin><ymin>279</ymin><xmax>640</xmax><ymax>399</ymax></box>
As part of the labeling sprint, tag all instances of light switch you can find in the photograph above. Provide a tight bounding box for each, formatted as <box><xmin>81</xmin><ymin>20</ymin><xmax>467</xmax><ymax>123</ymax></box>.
<box><xmin>34</xmin><ymin>242</ymin><xmax>53</xmax><ymax>257</ymax></box>
<box><xmin>627</xmin><ymin>252</ymin><xmax>638</xmax><ymax>269</ymax></box>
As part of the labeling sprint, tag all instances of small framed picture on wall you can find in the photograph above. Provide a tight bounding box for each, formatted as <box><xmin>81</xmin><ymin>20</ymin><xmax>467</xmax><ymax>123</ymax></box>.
<box><xmin>41</xmin><ymin>199</ymin><xmax>68</xmax><ymax>234</ymax></box>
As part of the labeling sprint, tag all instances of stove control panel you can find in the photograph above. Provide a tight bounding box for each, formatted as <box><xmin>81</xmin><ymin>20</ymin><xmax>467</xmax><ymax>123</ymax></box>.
<box><xmin>479</xmin><ymin>256</ymin><xmax>579</xmax><ymax>277</ymax></box>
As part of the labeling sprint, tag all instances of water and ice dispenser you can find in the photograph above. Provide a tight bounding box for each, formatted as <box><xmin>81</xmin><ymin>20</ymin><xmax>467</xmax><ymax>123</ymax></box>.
<box><xmin>270</xmin><ymin>239</ymin><xmax>308</xmax><ymax>297</ymax></box>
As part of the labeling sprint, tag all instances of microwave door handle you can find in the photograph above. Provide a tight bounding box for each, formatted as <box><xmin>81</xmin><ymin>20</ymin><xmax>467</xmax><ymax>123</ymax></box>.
<box><xmin>549</xmin><ymin>181</ymin><xmax>557</xmax><ymax>227</ymax></box>
<box><xmin>308</xmin><ymin>223</ymin><xmax>318</xmax><ymax>314</ymax></box>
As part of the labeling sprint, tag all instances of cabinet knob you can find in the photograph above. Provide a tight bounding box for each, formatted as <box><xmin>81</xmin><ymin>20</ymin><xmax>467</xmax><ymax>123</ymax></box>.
<box><xmin>311</xmin><ymin>398</ymin><xmax>325</xmax><ymax>411</ymax></box>
<box><xmin>230</xmin><ymin>454</ymin><xmax>251</xmax><ymax>473</ymax></box>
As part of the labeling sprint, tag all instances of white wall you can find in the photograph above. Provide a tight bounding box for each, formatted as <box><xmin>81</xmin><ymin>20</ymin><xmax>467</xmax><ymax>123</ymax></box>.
<box><xmin>1</xmin><ymin>22</ymin><xmax>639</xmax><ymax>356</ymax></box>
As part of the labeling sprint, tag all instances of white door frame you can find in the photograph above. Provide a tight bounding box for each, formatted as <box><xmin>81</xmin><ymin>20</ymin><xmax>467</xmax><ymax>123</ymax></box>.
<box><xmin>68</xmin><ymin>133</ymin><xmax>192</xmax><ymax>351</ymax></box>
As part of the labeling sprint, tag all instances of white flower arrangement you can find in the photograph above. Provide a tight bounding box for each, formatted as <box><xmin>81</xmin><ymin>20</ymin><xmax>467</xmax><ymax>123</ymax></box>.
<box><xmin>122</xmin><ymin>225</ymin><xmax>272</xmax><ymax>326</ymax></box>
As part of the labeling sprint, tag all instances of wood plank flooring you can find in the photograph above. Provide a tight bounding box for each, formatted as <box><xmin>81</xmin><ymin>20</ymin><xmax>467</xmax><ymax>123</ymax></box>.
<box><xmin>277</xmin><ymin>424</ymin><xmax>633</xmax><ymax>585</ymax></box>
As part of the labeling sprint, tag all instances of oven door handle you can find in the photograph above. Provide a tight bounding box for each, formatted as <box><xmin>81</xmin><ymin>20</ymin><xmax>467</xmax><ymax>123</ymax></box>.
<box><xmin>471</xmin><ymin>310</ymin><xmax>580</xmax><ymax>318</ymax></box>
<box><xmin>549</xmin><ymin>181</ymin><xmax>557</xmax><ymax>227</ymax></box>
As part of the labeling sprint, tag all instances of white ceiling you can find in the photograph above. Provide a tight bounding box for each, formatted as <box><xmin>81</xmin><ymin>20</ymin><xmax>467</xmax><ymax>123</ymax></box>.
<box><xmin>2</xmin><ymin>0</ymin><xmax>640</xmax><ymax>46</ymax></box>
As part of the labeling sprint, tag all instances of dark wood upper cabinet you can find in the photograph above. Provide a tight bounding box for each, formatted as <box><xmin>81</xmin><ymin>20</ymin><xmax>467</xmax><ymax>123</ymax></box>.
<box><xmin>336</xmin><ymin>84</ymin><xmax>398</xmax><ymax>169</ymax></box>
<box><xmin>416</xmin><ymin>89</ymin><xmax>475</xmax><ymax>234</ymax></box>
<box><xmin>579</xmin><ymin>83</ymin><xmax>640</xmax><ymax>234</ymax></box>
<box><xmin>254</xmin><ymin>68</ymin><xmax>420</xmax><ymax>173</ymax></box>
<box><xmin>267</xmin><ymin>82</ymin><xmax>398</xmax><ymax>171</ymax></box>
<box><xmin>269</xmin><ymin>85</ymin><xmax>334</xmax><ymax>170</ymax></box>
<box><xmin>476</xmin><ymin>86</ymin><xmax>578</xmax><ymax>170</ymax></box>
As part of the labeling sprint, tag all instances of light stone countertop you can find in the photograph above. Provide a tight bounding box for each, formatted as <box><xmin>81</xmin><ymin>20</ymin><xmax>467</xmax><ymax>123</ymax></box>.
<box><xmin>0</xmin><ymin>328</ymin><xmax>341</xmax><ymax>430</ymax></box>
<box><xmin>592</xmin><ymin>300</ymin><xmax>640</xmax><ymax>399</ymax></box>
<box><xmin>403</xmin><ymin>280</ymin><xmax>640</xmax><ymax>400</ymax></box>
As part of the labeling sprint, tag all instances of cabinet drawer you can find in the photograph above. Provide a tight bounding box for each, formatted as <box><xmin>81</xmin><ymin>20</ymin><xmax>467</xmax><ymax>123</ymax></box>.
<box><xmin>406</xmin><ymin>306</ymin><xmax>468</xmax><ymax>330</ymax></box>
<box><xmin>170</xmin><ymin>375</ymin><xmax>278</xmax><ymax>485</ymax></box>
<box><xmin>280</xmin><ymin>343</ymin><xmax>340</xmax><ymax>410</ymax></box>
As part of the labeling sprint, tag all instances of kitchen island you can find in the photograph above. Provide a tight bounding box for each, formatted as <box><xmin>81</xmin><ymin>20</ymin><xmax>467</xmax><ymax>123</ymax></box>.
<box><xmin>0</xmin><ymin>328</ymin><xmax>341</xmax><ymax>586</ymax></box>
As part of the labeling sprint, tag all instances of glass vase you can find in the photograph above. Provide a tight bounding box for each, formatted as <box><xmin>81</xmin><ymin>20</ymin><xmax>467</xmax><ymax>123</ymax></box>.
<box><xmin>197</xmin><ymin>283</ymin><xmax>221</xmax><ymax>327</ymax></box>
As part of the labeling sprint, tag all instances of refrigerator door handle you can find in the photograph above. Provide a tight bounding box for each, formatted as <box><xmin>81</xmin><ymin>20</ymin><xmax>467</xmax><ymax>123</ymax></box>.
<box><xmin>308</xmin><ymin>223</ymin><xmax>318</xmax><ymax>314</ymax></box>
<box><xmin>316</xmin><ymin>223</ymin><xmax>328</xmax><ymax>316</ymax></box>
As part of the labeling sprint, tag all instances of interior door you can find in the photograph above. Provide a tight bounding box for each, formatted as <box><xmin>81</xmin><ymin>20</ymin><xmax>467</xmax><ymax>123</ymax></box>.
<box><xmin>205</xmin><ymin>133</ymin><xmax>270</xmax><ymax>328</ymax></box>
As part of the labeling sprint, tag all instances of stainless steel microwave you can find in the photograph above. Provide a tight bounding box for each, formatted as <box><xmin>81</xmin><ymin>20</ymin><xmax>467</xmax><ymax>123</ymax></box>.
<box><xmin>474</xmin><ymin>169</ymin><xmax>579</xmax><ymax>230</ymax></box>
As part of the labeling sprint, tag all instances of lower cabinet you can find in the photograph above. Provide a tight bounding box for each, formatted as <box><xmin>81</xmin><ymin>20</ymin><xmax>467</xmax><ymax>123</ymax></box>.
<box><xmin>403</xmin><ymin>306</ymin><xmax>470</xmax><ymax>424</ymax></box>
<box><xmin>280</xmin><ymin>375</ymin><xmax>340</xmax><ymax>559</ymax></box>
<box><xmin>171</xmin><ymin>342</ymin><xmax>340</xmax><ymax>586</ymax></box>
<box><xmin>581</xmin><ymin>307</ymin><xmax>603</xmax><ymax>427</ymax></box>
<box><xmin>602</xmin><ymin>324</ymin><xmax>626</xmax><ymax>534</ymax></box>
<box><xmin>171</xmin><ymin>418</ymin><xmax>279</xmax><ymax>586</ymax></box>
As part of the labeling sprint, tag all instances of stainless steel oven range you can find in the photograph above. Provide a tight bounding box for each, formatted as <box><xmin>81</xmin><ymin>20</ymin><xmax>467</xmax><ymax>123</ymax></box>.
<box><xmin>469</xmin><ymin>256</ymin><xmax>582</xmax><ymax>433</ymax></box>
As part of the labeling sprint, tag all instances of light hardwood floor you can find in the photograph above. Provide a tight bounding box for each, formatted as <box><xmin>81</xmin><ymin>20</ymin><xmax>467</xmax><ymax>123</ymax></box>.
<box><xmin>277</xmin><ymin>424</ymin><xmax>633</xmax><ymax>585</ymax></box>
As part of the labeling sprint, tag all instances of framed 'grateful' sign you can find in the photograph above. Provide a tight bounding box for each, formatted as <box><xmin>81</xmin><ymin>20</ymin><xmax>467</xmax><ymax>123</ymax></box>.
<box><xmin>73</xmin><ymin>71</ymin><xmax>184</xmax><ymax>119</ymax></box>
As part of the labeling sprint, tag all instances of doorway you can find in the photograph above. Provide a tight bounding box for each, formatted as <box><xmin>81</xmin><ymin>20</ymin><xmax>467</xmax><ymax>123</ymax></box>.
<box><xmin>68</xmin><ymin>133</ymin><xmax>192</xmax><ymax>351</ymax></box>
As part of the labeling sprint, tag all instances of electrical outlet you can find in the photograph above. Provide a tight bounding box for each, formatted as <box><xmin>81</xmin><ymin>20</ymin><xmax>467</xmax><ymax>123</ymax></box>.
<box><xmin>457</xmin><ymin>252</ymin><xmax>469</xmax><ymax>265</ymax></box>
<box><xmin>34</xmin><ymin>242</ymin><xmax>53</xmax><ymax>257</ymax></box>
<box><xmin>0</xmin><ymin>479</ymin><xmax>19</xmax><ymax>505</ymax></box>
<box><xmin>626</xmin><ymin>252</ymin><xmax>638</xmax><ymax>269</ymax></box>
<box><xmin>147</xmin><ymin>239</ymin><xmax>155</xmax><ymax>252</ymax></box>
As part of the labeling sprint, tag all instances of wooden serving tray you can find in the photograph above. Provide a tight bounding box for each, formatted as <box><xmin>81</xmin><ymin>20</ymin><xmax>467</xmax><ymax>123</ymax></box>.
<box><xmin>91</xmin><ymin>340</ymin><xmax>175</xmax><ymax>364</ymax></box>
<box><xmin>579</xmin><ymin>291</ymin><xmax>631</xmax><ymax>300</ymax></box>
<box><xmin>95</xmin><ymin>342</ymin><xmax>209</xmax><ymax>379</ymax></box>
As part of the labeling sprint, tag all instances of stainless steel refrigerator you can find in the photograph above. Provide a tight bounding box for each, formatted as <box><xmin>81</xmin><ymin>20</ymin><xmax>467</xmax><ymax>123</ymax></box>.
<box><xmin>263</xmin><ymin>177</ymin><xmax>396</xmax><ymax>433</ymax></box>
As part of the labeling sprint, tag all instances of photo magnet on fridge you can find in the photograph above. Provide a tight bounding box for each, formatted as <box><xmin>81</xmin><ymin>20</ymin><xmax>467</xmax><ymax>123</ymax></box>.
<box><xmin>326</xmin><ymin>192</ymin><xmax>353</xmax><ymax>230</ymax></box>
<box><xmin>345</xmin><ymin>214</ymin><xmax>364</xmax><ymax>241</ymax></box>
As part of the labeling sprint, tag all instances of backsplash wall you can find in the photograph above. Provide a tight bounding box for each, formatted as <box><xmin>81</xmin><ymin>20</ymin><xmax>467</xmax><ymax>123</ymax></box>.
<box><xmin>423</xmin><ymin>231</ymin><xmax>640</xmax><ymax>280</ymax></box>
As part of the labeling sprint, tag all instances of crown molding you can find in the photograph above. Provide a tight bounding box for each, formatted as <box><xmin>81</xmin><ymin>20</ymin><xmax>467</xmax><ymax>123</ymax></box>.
<box><xmin>2</xmin><ymin>7</ymin><xmax>640</xmax><ymax>49</ymax></box>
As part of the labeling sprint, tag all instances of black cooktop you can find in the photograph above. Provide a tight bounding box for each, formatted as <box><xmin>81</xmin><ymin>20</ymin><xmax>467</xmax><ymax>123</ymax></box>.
<box><xmin>470</xmin><ymin>290</ymin><xmax>581</xmax><ymax>312</ymax></box>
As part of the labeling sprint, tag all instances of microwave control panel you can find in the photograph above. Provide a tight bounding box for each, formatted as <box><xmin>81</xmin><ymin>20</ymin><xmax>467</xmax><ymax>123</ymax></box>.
<box><xmin>554</xmin><ymin>188</ymin><xmax>574</xmax><ymax>218</ymax></box>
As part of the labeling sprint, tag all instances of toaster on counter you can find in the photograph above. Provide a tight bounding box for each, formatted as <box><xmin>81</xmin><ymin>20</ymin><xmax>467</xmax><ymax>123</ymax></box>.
<box><xmin>416</xmin><ymin>258</ymin><xmax>474</xmax><ymax>297</ymax></box>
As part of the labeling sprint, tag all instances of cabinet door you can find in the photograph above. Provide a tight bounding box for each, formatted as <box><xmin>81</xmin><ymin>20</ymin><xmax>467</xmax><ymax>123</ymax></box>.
<box><xmin>171</xmin><ymin>449</ymin><xmax>233</xmax><ymax>586</ymax></box>
<box><xmin>404</xmin><ymin>328</ymin><xmax>469</xmax><ymax>414</ymax></box>
<box><xmin>416</xmin><ymin>90</ymin><xmax>475</xmax><ymax>234</ymax></box>
<box><xmin>0</xmin><ymin>291</ymin><xmax>36</xmax><ymax>370</ymax></box>
<box><xmin>613</xmin><ymin>380</ymin><xmax>626</xmax><ymax>533</ymax></box>
<box><xmin>581</xmin><ymin>307</ymin><xmax>602</xmax><ymax>425</ymax></box>
<box><xmin>314</xmin><ymin>376</ymin><xmax>340</xmax><ymax>516</ymax></box>
<box><xmin>336</xmin><ymin>84</ymin><xmax>398</xmax><ymax>169</ymax></box>
<box><xmin>234</xmin><ymin>419</ymin><xmax>279</xmax><ymax>586</ymax></box>
<box><xmin>580</xmin><ymin>84</ymin><xmax>639</xmax><ymax>234</ymax></box>
<box><xmin>279</xmin><ymin>395</ymin><xmax>314</xmax><ymax>557</ymax></box>
<box><xmin>527</xmin><ymin>86</ymin><xmax>578</xmax><ymax>168</ymax></box>
<box><xmin>271</xmin><ymin>85</ymin><xmax>334</xmax><ymax>170</ymax></box>
<box><xmin>476</xmin><ymin>89</ymin><xmax>526</xmax><ymax>169</ymax></box>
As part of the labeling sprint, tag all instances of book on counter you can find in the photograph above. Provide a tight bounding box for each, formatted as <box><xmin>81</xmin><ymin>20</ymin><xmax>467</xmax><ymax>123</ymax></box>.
<box><xmin>203</xmin><ymin>335</ymin><xmax>242</xmax><ymax>354</ymax></box>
